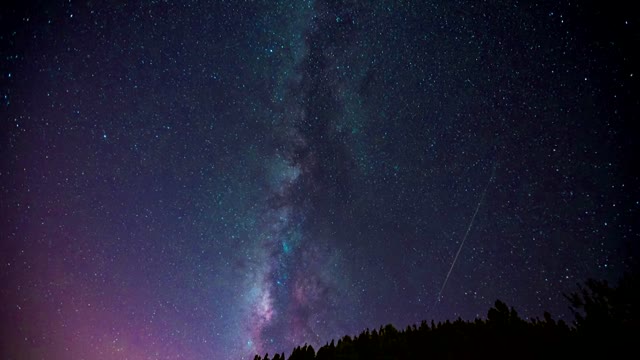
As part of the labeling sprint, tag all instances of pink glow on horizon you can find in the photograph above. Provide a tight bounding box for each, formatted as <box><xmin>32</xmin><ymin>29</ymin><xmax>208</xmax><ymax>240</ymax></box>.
<box><xmin>12</xmin><ymin>254</ymin><xmax>213</xmax><ymax>360</ymax></box>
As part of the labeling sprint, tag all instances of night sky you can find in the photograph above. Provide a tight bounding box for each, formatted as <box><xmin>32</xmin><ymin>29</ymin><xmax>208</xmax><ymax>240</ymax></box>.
<box><xmin>1</xmin><ymin>1</ymin><xmax>638</xmax><ymax>359</ymax></box>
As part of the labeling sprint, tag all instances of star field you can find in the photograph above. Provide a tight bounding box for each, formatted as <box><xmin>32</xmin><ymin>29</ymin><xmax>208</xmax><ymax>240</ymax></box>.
<box><xmin>1</xmin><ymin>1</ymin><xmax>638</xmax><ymax>359</ymax></box>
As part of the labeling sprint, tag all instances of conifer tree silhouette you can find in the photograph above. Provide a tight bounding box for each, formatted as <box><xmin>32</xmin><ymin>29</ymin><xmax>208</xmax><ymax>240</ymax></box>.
<box><xmin>250</xmin><ymin>273</ymin><xmax>637</xmax><ymax>360</ymax></box>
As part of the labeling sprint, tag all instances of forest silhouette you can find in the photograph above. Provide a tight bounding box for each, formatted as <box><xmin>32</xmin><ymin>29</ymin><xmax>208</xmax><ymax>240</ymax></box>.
<box><xmin>253</xmin><ymin>273</ymin><xmax>638</xmax><ymax>360</ymax></box>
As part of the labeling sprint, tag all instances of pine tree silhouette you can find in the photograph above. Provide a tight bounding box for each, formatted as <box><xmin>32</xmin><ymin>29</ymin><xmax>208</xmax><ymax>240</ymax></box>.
<box><xmin>250</xmin><ymin>273</ymin><xmax>637</xmax><ymax>360</ymax></box>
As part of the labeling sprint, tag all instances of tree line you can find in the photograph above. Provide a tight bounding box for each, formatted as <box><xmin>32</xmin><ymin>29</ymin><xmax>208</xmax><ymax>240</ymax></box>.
<box><xmin>253</xmin><ymin>273</ymin><xmax>638</xmax><ymax>359</ymax></box>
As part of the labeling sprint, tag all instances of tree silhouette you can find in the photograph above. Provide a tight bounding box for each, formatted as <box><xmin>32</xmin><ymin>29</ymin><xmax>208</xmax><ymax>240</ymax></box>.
<box><xmin>251</xmin><ymin>273</ymin><xmax>636</xmax><ymax>360</ymax></box>
<box><xmin>564</xmin><ymin>273</ymin><xmax>638</xmax><ymax>357</ymax></box>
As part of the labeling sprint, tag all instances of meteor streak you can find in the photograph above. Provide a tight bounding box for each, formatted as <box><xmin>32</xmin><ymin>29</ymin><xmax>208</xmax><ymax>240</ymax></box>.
<box><xmin>433</xmin><ymin>163</ymin><xmax>497</xmax><ymax>310</ymax></box>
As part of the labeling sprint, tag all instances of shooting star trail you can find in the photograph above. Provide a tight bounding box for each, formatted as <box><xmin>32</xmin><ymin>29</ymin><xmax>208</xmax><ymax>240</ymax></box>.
<box><xmin>433</xmin><ymin>163</ymin><xmax>497</xmax><ymax>310</ymax></box>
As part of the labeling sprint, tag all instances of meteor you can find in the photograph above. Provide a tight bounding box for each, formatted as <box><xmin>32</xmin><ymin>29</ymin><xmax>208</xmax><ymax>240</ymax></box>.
<box><xmin>433</xmin><ymin>163</ymin><xmax>497</xmax><ymax>310</ymax></box>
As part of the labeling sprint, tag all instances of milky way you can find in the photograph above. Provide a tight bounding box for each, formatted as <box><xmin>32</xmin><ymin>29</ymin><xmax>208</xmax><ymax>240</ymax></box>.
<box><xmin>243</xmin><ymin>3</ymin><xmax>361</xmax><ymax>353</ymax></box>
<box><xmin>1</xmin><ymin>1</ymin><xmax>638</xmax><ymax>359</ymax></box>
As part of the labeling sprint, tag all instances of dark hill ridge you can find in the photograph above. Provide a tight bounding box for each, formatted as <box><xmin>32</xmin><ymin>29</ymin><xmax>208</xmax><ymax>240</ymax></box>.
<box><xmin>253</xmin><ymin>274</ymin><xmax>639</xmax><ymax>360</ymax></box>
